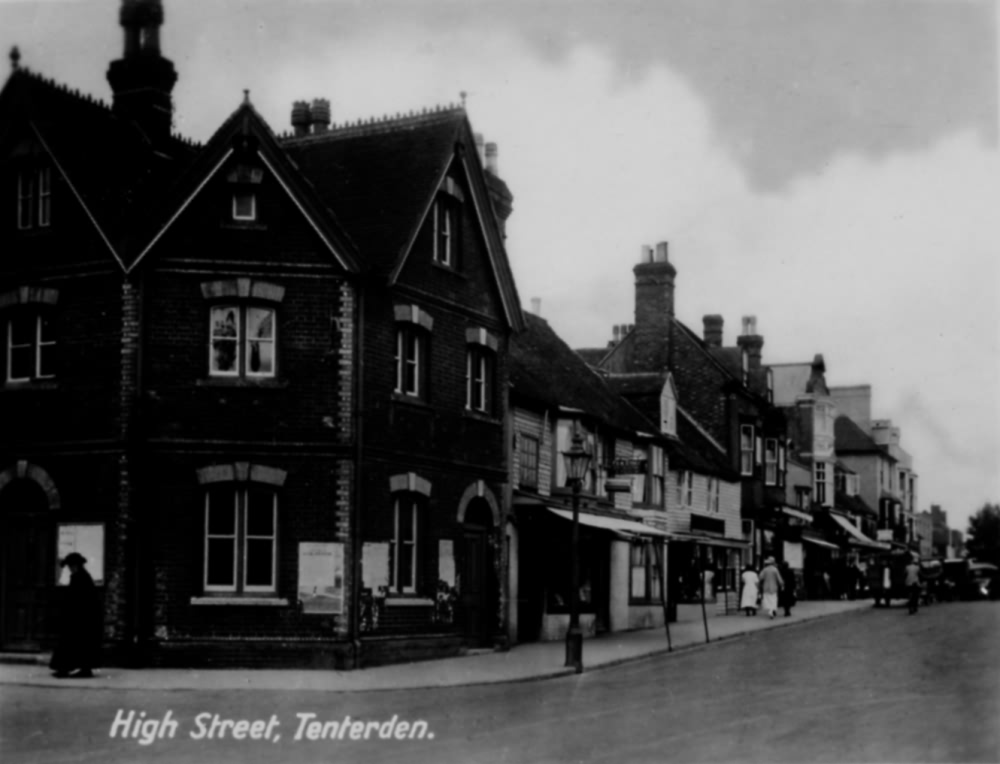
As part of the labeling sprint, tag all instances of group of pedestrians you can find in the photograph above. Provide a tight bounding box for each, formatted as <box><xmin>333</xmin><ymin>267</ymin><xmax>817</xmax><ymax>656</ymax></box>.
<box><xmin>740</xmin><ymin>557</ymin><xmax>797</xmax><ymax>619</ymax></box>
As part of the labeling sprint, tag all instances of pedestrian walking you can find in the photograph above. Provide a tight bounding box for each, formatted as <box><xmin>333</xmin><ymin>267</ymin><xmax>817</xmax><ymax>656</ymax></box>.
<box><xmin>778</xmin><ymin>561</ymin><xmax>796</xmax><ymax>617</ymax></box>
<box><xmin>49</xmin><ymin>552</ymin><xmax>101</xmax><ymax>678</ymax></box>
<box><xmin>905</xmin><ymin>556</ymin><xmax>922</xmax><ymax>615</ymax></box>
<box><xmin>758</xmin><ymin>556</ymin><xmax>783</xmax><ymax>619</ymax></box>
<box><xmin>740</xmin><ymin>564</ymin><xmax>759</xmax><ymax>616</ymax></box>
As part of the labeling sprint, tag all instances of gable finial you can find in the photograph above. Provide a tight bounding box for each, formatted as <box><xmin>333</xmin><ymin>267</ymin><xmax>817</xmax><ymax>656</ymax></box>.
<box><xmin>10</xmin><ymin>46</ymin><xmax>21</xmax><ymax>71</ymax></box>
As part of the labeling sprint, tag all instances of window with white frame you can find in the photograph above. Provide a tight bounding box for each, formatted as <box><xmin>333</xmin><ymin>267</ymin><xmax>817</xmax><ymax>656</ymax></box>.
<box><xmin>764</xmin><ymin>438</ymin><xmax>778</xmax><ymax>486</ymax></box>
<box><xmin>814</xmin><ymin>462</ymin><xmax>828</xmax><ymax>505</ymax></box>
<box><xmin>209</xmin><ymin>305</ymin><xmax>276</xmax><ymax>378</ymax></box>
<box><xmin>5</xmin><ymin>312</ymin><xmax>56</xmax><ymax>383</ymax></box>
<box><xmin>17</xmin><ymin>167</ymin><xmax>51</xmax><ymax>230</ymax></box>
<box><xmin>707</xmin><ymin>476</ymin><xmax>720</xmax><ymax>513</ymax></box>
<box><xmin>677</xmin><ymin>470</ymin><xmax>694</xmax><ymax>507</ymax></box>
<box><xmin>647</xmin><ymin>445</ymin><xmax>665</xmax><ymax>507</ymax></box>
<box><xmin>227</xmin><ymin>164</ymin><xmax>263</xmax><ymax>223</ymax></box>
<box><xmin>390</xmin><ymin>494</ymin><xmax>422</xmax><ymax>594</ymax></box>
<box><xmin>778</xmin><ymin>441</ymin><xmax>787</xmax><ymax>488</ymax></box>
<box><xmin>740</xmin><ymin>424</ymin><xmax>755</xmax><ymax>476</ymax></box>
<box><xmin>766</xmin><ymin>368</ymin><xmax>774</xmax><ymax>404</ymax></box>
<box><xmin>204</xmin><ymin>484</ymin><xmax>277</xmax><ymax>594</ymax></box>
<box><xmin>432</xmin><ymin>197</ymin><xmax>457</xmax><ymax>267</ymax></box>
<box><xmin>465</xmin><ymin>345</ymin><xmax>494</xmax><ymax>414</ymax></box>
<box><xmin>630</xmin><ymin>444</ymin><xmax>648</xmax><ymax>504</ymax></box>
<box><xmin>741</xmin><ymin>349</ymin><xmax>749</xmax><ymax>386</ymax></box>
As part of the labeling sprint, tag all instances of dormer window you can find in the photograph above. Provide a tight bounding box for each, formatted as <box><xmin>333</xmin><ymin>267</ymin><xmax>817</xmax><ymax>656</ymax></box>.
<box><xmin>17</xmin><ymin>167</ymin><xmax>51</xmax><ymax>230</ymax></box>
<box><xmin>227</xmin><ymin>164</ymin><xmax>263</xmax><ymax>223</ymax></box>
<box><xmin>432</xmin><ymin>178</ymin><xmax>464</xmax><ymax>268</ymax></box>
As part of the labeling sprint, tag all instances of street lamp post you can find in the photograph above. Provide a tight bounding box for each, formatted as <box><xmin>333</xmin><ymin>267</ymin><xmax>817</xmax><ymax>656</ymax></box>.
<box><xmin>562</xmin><ymin>427</ymin><xmax>592</xmax><ymax>673</ymax></box>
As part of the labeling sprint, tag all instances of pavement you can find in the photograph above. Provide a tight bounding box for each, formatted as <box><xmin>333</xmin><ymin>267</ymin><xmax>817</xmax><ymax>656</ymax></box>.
<box><xmin>0</xmin><ymin>599</ymin><xmax>870</xmax><ymax>693</ymax></box>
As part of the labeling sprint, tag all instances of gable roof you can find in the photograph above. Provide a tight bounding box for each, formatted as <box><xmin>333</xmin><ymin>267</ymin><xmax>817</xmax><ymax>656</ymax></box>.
<box><xmin>835</xmin><ymin>415</ymin><xmax>896</xmax><ymax>460</ymax></box>
<box><xmin>129</xmin><ymin>98</ymin><xmax>360</xmax><ymax>273</ymax></box>
<box><xmin>281</xmin><ymin>107</ymin><xmax>523</xmax><ymax>329</ymax></box>
<box><xmin>511</xmin><ymin>314</ymin><xmax>660</xmax><ymax>437</ymax></box>
<box><xmin>576</xmin><ymin>347</ymin><xmax>611</xmax><ymax>367</ymax></box>
<box><xmin>0</xmin><ymin>66</ymin><xmax>198</xmax><ymax>269</ymax></box>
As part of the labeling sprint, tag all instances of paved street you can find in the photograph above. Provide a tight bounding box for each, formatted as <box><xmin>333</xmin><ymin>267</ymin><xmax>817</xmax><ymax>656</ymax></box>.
<box><xmin>1</xmin><ymin>601</ymin><xmax>997</xmax><ymax>764</ymax></box>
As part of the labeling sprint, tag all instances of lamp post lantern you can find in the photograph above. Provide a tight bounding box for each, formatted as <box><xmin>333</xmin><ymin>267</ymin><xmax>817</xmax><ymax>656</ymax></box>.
<box><xmin>562</xmin><ymin>426</ymin><xmax>592</xmax><ymax>673</ymax></box>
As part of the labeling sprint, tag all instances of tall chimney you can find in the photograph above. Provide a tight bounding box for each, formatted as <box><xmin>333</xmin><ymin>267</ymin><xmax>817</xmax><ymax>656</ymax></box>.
<box><xmin>485</xmin><ymin>142</ymin><xmax>498</xmax><ymax>175</ymax></box>
<box><xmin>703</xmin><ymin>315</ymin><xmax>723</xmax><ymax>347</ymax></box>
<box><xmin>310</xmin><ymin>98</ymin><xmax>331</xmax><ymax>133</ymax></box>
<box><xmin>631</xmin><ymin>240</ymin><xmax>676</xmax><ymax>371</ymax></box>
<box><xmin>291</xmin><ymin>101</ymin><xmax>312</xmax><ymax>137</ymax></box>
<box><xmin>106</xmin><ymin>0</ymin><xmax>177</xmax><ymax>143</ymax></box>
<box><xmin>736</xmin><ymin>315</ymin><xmax>764</xmax><ymax>371</ymax></box>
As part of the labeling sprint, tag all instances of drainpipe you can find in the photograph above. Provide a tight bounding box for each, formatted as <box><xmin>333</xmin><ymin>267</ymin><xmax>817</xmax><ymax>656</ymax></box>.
<box><xmin>348</xmin><ymin>286</ymin><xmax>365</xmax><ymax>668</ymax></box>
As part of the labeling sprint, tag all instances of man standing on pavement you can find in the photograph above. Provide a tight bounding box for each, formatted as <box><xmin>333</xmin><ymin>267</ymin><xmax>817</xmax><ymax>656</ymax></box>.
<box><xmin>905</xmin><ymin>556</ymin><xmax>922</xmax><ymax>615</ymax></box>
<box><xmin>758</xmin><ymin>557</ymin><xmax>783</xmax><ymax>619</ymax></box>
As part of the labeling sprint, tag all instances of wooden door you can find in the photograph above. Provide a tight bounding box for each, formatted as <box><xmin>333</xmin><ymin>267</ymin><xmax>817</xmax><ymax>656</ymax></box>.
<box><xmin>1</xmin><ymin>480</ymin><xmax>55</xmax><ymax>650</ymax></box>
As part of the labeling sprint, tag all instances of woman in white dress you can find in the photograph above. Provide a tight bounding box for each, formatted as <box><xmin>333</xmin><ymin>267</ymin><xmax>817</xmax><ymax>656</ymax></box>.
<box><xmin>740</xmin><ymin>565</ymin><xmax>759</xmax><ymax>616</ymax></box>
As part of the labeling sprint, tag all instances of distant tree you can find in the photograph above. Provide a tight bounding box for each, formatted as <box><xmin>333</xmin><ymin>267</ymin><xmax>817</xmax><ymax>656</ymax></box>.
<box><xmin>966</xmin><ymin>503</ymin><xmax>1000</xmax><ymax>565</ymax></box>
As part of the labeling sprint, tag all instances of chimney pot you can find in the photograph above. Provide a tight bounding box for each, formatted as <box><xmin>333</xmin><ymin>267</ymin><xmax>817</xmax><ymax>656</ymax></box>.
<box><xmin>741</xmin><ymin>315</ymin><xmax>758</xmax><ymax>336</ymax></box>
<box><xmin>703</xmin><ymin>314</ymin><xmax>724</xmax><ymax>347</ymax></box>
<box><xmin>291</xmin><ymin>100</ymin><xmax>312</xmax><ymax>137</ymax></box>
<box><xmin>485</xmin><ymin>142</ymin><xmax>498</xmax><ymax>175</ymax></box>
<box><xmin>640</xmin><ymin>244</ymin><xmax>654</xmax><ymax>264</ymax></box>
<box><xmin>311</xmin><ymin>98</ymin><xmax>331</xmax><ymax>133</ymax></box>
<box><xmin>530</xmin><ymin>297</ymin><xmax>541</xmax><ymax>316</ymax></box>
<box><xmin>613</xmin><ymin>325</ymin><xmax>621</xmax><ymax>344</ymax></box>
<box><xmin>655</xmin><ymin>241</ymin><xmax>669</xmax><ymax>263</ymax></box>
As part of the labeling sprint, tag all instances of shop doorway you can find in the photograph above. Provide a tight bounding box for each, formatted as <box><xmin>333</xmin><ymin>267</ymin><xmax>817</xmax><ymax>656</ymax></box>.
<box><xmin>1</xmin><ymin>479</ymin><xmax>56</xmax><ymax>651</ymax></box>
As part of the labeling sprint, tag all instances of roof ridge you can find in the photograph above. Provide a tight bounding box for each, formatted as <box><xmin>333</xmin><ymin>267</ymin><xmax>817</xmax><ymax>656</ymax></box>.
<box><xmin>13</xmin><ymin>66</ymin><xmax>112</xmax><ymax>112</ymax></box>
<box><xmin>278</xmin><ymin>103</ymin><xmax>465</xmax><ymax>144</ymax></box>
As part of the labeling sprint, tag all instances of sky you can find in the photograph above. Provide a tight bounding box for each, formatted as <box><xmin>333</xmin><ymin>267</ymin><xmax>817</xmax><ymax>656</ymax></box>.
<box><xmin>2</xmin><ymin>0</ymin><xmax>998</xmax><ymax>534</ymax></box>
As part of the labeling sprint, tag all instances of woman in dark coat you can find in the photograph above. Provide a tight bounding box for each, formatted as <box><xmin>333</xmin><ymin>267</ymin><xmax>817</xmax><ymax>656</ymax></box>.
<box><xmin>50</xmin><ymin>552</ymin><xmax>101</xmax><ymax>678</ymax></box>
<box><xmin>778</xmin><ymin>561</ymin><xmax>797</xmax><ymax>617</ymax></box>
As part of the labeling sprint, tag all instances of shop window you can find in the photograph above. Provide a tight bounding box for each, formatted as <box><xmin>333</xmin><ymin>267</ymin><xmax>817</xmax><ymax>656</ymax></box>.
<box><xmin>630</xmin><ymin>541</ymin><xmax>663</xmax><ymax>604</ymax></box>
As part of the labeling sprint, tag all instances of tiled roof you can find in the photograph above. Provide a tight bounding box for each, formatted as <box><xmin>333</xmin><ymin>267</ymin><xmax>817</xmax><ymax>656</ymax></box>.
<box><xmin>0</xmin><ymin>68</ymin><xmax>198</xmax><ymax>266</ymax></box>
<box><xmin>511</xmin><ymin>314</ymin><xmax>659</xmax><ymax>436</ymax></box>
<box><xmin>575</xmin><ymin>347</ymin><xmax>611</xmax><ymax>366</ymax></box>
<box><xmin>835</xmin><ymin>415</ymin><xmax>894</xmax><ymax>458</ymax></box>
<box><xmin>672</xmin><ymin>409</ymin><xmax>739</xmax><ymax>480</ymax></box>
<box><xmin>835</xmin><ymin>489</ymin><xmax>877</xmax><ymax>518</ymax></box>
<box><xmin>282</xmin><ymin>108</ymin><xmax>464</xmax><ymax>274</ymax></box>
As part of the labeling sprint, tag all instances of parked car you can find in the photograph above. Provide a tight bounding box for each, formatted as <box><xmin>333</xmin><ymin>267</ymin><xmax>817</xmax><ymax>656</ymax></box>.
<box><xmin>937</xmin><ymin>559</ymin><xmax>997</xmax><ymax>601</ymax></box>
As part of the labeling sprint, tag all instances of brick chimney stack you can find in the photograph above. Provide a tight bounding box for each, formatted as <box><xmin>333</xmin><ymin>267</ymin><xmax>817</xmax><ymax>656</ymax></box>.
<box><xmin>703</xmin><ymin>315</ymin><xmax>723</xmax><ymax>347</ymax></box>
<box><xmin>631</xmin><ymin>241</ymin><xmax>675</xmax><ymax>370</ymax></box>
<box><xmin>107</xmin><ymin>0</ymin><xmax>177</xmax><ymax>143</ymax></box>
<box><xmin>291</xmin><ymin>101</ymin><xmax>312</xmax><ymax>137</ymax></box>
<box><xmin>736</xmin><ymin>315</ymin><xmax>764</xmax><ymax>371</ymax></box>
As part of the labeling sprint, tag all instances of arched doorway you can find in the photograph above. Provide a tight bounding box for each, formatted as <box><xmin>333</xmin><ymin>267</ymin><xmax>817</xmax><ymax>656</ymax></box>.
<box><xmin>1</xmin><ymin>478</ymin><xmax>56</xmax><ymax>650</ymax></box>
<box><xmin>460</xmin><ymin>499</ymin><xmax>497</xmax><ymax>648</ymax></box>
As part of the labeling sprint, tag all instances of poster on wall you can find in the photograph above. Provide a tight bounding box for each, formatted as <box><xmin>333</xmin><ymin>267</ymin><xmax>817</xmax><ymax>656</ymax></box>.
<box><xmin>438</xmin><ymin>539</ymin><xmax>455</xmax><ymax>588</ymax></box>
<box><xmin>783</xmin><ymin>541</ymin><xmax>803</xmax><ymax>570</ymax></box>
<box><xmin>57</xmin><ymin>523</ymin><xmax>105</xmax><ymax>586</ymax></box>
<box><xmin>297</xmin><ymin>542</ymin><xmax>344</xmax><ymax>614</ymax></box>
<box><xmin>362</xmin><ymin>542</ymin><xmax>390</xmax><ymax>590</ymax></box>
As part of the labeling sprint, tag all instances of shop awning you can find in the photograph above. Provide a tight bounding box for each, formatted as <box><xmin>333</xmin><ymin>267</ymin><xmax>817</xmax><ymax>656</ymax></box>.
<box><xmin>546</xmin><ymin>507</ymin><xmax>670</xmax><ymax>538</ymax></box>
<box><xmin>801</xmin><ymin>534</ymin><xmax>839</xmax><ymax>550</ymax></box>
<box><xmin>829</xmin><ymin>513</ymin><xmax>890</xmax><ymax>549</ymax></box>
<box><xmin>781</xmin><ymin>506</ymin><xmax>813</xmax><ymax>523</ymax></box>
<box><xmin>667</xmin><ymin>531</ymin><xmax>748</xmax><ymax>549</ymax></box>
